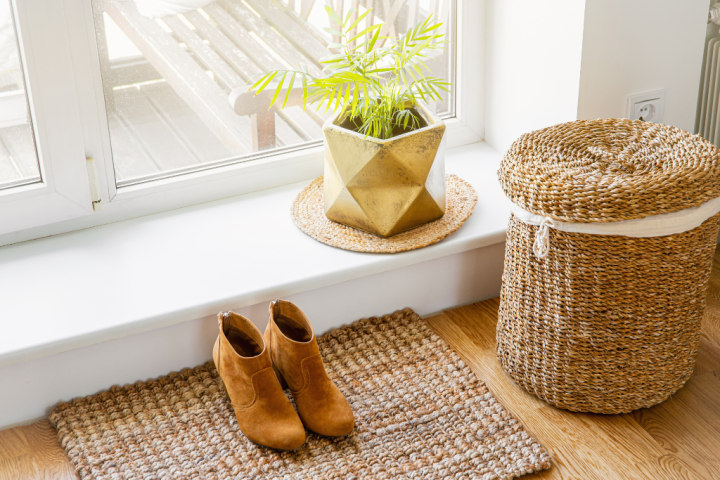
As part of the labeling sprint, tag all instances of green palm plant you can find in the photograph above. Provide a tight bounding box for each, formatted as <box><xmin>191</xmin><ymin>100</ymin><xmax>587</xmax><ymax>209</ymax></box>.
<box><xmin>249</xmin><ymin>7</ymin><xmax>450</xmax><ymax>140</ymax></box>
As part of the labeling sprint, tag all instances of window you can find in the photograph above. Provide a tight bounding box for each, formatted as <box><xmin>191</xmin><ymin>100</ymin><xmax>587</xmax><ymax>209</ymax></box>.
<box><xmin>0</xmin><ymin>0</ymin><xmax>91</xmax><ymax>236</ymax></box>
<box><xmin>0</xmin><ymin>1</ymin><xmax>39</xmax><ymax>190</ymax></box>
<box><xmin>0</xmin><ymin>0</ymin><xmax>480</xmax><ymax>244</ymax></box>
<box><xmin>92</xmin><ymin>0</ymin><xmax>456</xmax><ymax>187</ymax></box>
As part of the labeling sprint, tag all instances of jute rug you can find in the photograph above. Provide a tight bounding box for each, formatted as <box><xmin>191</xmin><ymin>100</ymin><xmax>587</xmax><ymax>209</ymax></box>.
<box><xmin>50</xmin><ymin>309</ymin><xmax>551</xmax><ymax>480</ymax></box>
<box><xmin>292</xmin><ymin>174</ymin><xmax>477</xmax><ymax>253</ymax></box>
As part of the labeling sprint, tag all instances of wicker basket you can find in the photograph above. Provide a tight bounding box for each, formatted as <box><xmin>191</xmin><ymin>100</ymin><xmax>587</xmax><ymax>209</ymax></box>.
<box><xmin>496</xmin><ymin>118</ymin><xmax>720</xmax><ymax>414</ymax></box>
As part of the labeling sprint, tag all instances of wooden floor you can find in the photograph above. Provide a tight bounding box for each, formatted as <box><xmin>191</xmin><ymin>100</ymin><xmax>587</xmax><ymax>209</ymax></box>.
<box><xmin>427</xmin><ymin>251</ymin><xmax>720</xmax><ymax>480</ymax></box>
<box><xmin>2</xmin><ymin>252</ymin><xmax>720</xmax><ymax>480</ymax></box>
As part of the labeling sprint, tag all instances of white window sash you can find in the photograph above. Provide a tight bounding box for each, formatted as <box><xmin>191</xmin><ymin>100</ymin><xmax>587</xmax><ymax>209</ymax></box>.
<box><xmin>0</xmin><ymin>0</ymin><xmax>92</xmax><ymax>236</ymax></box>
<box><xmin>0</xmin><ymin>0</ymin><xmax>482</xmax><ymax>246</ymax></box>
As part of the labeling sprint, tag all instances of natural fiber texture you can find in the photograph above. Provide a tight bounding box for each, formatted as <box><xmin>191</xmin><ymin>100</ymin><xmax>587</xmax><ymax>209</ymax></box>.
<box><xmin>50</xmin><ymin>309</ymin><xmax>551</xmax><ymax>480</ymax></box>
<box><xmin>498</xmin><ymin>214</ymin><xmax>720</xmax><ymax>413</ymax></box>
<box><xmin>499</xmin><ymin>118</ymin><xmax>720</xmax><ymax>222</ymax></box>
<box><xmin>497</xmin><ymin>118</ymin><xmax>720</xmax><ymax>414</ymax></box>
<box><xmin>292</xmin><ymin>174</ymin><xmax>476</xmax><ymax>253</ymax></box>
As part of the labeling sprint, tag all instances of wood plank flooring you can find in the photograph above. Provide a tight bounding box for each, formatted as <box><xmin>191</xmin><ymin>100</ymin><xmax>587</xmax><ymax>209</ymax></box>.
<box><xmin>0</xmin><ymin>421</ymin><xmax>75</xmax><ymax>480</ymax></box>
<box><xmin>2</xmin><ymin>250</ymin><xmax>720</xmax><ymax>480</ymax></box>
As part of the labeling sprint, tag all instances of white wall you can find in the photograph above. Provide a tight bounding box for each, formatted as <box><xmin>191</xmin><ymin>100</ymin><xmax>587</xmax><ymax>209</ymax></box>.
<box><xmin>483</xmin><ymin>0</ymin><xmax>587</xmax><ymax>153</ymax></box>
<box><xmin>0</xmin><ymin>243</ymin><xmax>505</xmax><ymax>428</ymax></box>
<box><xmin>577</xmin><ymin>0</ymin><xmax>709</xmax><ymax>132</ymax></box>
<box><xmin>485</xmin><ymin>0</ymin><xmax>710</xmax><ymax>150</ymax></box>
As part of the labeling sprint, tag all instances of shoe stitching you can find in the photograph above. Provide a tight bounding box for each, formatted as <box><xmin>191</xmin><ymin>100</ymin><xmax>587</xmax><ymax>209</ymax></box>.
<box><xmin>227</xmin><ymin>366</ymin><xmax>276</xmax><ymax>410</ymax></box>
<box><xmin>292</xmin><ymin>354</ymin><xmax>324</xmax><ymax>397</ymax></box>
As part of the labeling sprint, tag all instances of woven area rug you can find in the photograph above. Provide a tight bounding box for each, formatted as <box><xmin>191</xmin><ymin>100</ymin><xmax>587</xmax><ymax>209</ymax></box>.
<box><xmin>50</xmin><ymin>309</ymin><xmax>551</xmax><ymax>480</ymax></box>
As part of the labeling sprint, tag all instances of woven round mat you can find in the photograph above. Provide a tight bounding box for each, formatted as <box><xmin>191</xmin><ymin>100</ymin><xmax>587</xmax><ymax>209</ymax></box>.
<box><xmin>292</xmin><ymin>174</ymin><xmax>477</xmax><ymax>253</ymax></box>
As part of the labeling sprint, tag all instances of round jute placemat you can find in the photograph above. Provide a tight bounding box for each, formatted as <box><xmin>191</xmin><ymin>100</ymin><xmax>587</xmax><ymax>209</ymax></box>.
<box><xmin>292</xmin><ymin>174</ymin><xmax>477</xmax><ymax>253</ymax></box>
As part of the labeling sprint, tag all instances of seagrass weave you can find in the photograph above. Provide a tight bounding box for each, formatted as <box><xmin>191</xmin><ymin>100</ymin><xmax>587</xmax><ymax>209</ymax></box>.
<box><xmin>497</xmin><ymin>119</ymin><xmax>720</xmax><ymax>414</ymax></box>
<box><xmin>292</xmin><ymin>174</ymin><xmax>476</xmax><ymax>253</ymax></box>
<box><xmin>50</xmin><ymin>309</ymin><xmax>551</xmax><ymax>480</ymax></box>
<box><xmin>499</xmin><ymin>119</ymin><xmax>720</xmax><ymax>222</ymax></box>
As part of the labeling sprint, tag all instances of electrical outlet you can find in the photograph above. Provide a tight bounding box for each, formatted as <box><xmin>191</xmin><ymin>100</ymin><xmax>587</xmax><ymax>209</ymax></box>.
<box><xmin>627</xmin><ymin>90</ymin><xmax>665</xmax><ymax>123</ymax></box>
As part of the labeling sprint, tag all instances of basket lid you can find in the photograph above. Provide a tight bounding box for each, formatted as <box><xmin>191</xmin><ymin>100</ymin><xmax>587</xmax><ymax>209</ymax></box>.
<box><xmin>498</xmin><ymin>118</ymin><xmax>720</xmax><ymax>222</ymax></box>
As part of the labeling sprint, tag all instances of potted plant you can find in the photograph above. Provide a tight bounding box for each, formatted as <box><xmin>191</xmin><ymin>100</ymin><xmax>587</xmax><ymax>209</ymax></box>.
<box><xmin>250</xmin><ymin>7</ymin><xmax>450</xmax><ymax>237</ymax></box>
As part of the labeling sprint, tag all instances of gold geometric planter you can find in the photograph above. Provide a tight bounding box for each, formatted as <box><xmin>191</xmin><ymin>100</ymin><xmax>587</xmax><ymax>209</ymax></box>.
<box><xmin>322</xmin><ymin>104</ymin><xmax>446</xmax><ymax>237</ymax></box>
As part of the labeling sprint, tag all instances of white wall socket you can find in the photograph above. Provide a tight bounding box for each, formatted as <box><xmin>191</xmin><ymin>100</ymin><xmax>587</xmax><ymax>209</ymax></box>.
<box><xmin>627</xmin><ymin>89</ymin><xmax>665</xmax><ymax>123</ymax></box>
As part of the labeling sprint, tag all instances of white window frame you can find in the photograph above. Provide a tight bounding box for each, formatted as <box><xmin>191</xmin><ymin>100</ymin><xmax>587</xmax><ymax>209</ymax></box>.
<box><xmin>0</xmin><ymin>0</ymin><xmax>483</xmax><ymax>246</ymax></box>
<box><xmin>0</xmin><ymin>0</ymin><xmax>92</xmax><ymax>237</ymax></box>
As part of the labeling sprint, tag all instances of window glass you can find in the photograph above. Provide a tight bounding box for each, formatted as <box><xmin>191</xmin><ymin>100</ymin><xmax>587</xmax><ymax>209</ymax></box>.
<box><xmin>0</xmin><ymin>0</ymin><xmax>40</xmax><ymax>191</ymax></box>
<box><xmin>93</xmin><ymin>0</ymin><xmax>455</xmax><ymax>187</ymax></box>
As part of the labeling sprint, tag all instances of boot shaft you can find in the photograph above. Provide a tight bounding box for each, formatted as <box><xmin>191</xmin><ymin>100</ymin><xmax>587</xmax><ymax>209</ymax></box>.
<box><xmin>264</xmin><ymin>300</ymin><xmax>354</xmax><ymax>437</ymax></box>
<box><xmin>213</xmin><ymin>310</ymin><xmax>306</xmax><ymax>450</ymax></box>
<box><xmin>215</xmin><ymin>312</ymin><xmax>272</xmax><ymax>406</ymax></box>
<box><xmin>265</xmin><ymin>300</ymin><xmax>322</xmax><ymax>391</ymax></box>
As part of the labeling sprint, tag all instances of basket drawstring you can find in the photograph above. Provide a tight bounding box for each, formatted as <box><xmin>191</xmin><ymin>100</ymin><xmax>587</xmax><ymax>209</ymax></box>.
<box><xmin>533</xmin><ymin>217</ymin><xmax>555</xmax><ymax>259</ymax></box>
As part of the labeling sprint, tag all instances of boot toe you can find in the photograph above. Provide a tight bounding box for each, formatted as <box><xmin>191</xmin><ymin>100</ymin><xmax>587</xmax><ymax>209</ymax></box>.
<box><xmin>300</xmin><ymin>391</ymin><xmax>355</xmax><ymax>437</ymax></box>
<box><xmin>246</xmin><ymin>417</ymin><xmax>306</xmax><ymax>450</ymax></box>
<box><xmin>266</xmin><ymin>425</ymin><xmax>306</xmax><ymax>451</ymax></box>
<box><xmin>316</xmin><ymin>403</ymin><xmax>354</xmax><ymax>437</ymax></box>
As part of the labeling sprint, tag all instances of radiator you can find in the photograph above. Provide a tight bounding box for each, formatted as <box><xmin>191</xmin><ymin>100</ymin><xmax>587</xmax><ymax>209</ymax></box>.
<box><xmin>697</xmin><ymin>36</ymin><xmax>720</xmax><ymax>146</ymax></box>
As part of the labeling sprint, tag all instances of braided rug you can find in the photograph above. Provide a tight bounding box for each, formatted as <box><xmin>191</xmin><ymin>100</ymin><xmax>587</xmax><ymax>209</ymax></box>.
<box><xmin>50</xmin><ymin>309</ymin><xmax>551</xmax><ymax>480</ymax></box>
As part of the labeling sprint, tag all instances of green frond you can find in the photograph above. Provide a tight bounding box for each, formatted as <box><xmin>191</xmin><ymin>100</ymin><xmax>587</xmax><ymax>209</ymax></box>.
<box><xmin>269</xmin><ymin>71</ymin><xmax>288</xmax><ymax>108</ymax></box>
<box><xmin>333</xmin><ymin>84</ymin><xmax>344</xmax><ymax>111</ymax></box>
<box><xmin>350</xmin><ymin>81</ymin><xmax>359</xmax><ymax>116</ymax></box>
<box><xmin>249</xmin><ymin>71</ymin><xmax>277</xmax><ymax>94</ymax></box>
<box><xmin>301</xmin><ymin>74</ymin><xmax>308</xmax><ymax>110</ymax></box>
<box><xmin>367</xmin><ymin>23</ymin><xmax>382</xmax><ymax>51</ymax></box>
<box><xmin>343</xmin><ymin>7</ymin><xmax>355</xmax><ymax>26</ymax></box>
<box><xmin>323</xmin><ymin>28</ymin><xmax>344</xmax><ymax>37</ymax></box>
<box><xmin>281</xmin><ymin>72</ymin><xmax>295</xmax><ymax>109</ymax></box>
<box><xmin>251</xmin><ymin>6</ymin><xmax>451</xmax><ymax>140</ymax></box>
<box><xmin>325</xmin><ymin>5</ymin><xmax>342</xmax><ymax>28</ymax></box>
<box><xmin>346</xmin><ymin>8</ymin><xmax>371</xmax><ymax>33</ymax></box>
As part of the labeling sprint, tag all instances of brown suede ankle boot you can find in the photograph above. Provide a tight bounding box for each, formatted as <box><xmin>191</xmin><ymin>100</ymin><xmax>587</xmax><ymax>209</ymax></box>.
<box><xmin>213</xmin><ymin>311</ymin><xmax>305</xmax><ymax>450</ymax></box>
<box><xmin>264</xmin><ymin>300</ymin><xmax>354</xmax><ymax>437</ymax></box>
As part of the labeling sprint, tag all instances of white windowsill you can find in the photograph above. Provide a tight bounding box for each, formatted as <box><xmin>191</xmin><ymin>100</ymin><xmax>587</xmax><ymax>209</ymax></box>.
<box><xmin>0</xmin><ymin>141</ymin><xmax>509</xmax><ymax>368</ymax></box>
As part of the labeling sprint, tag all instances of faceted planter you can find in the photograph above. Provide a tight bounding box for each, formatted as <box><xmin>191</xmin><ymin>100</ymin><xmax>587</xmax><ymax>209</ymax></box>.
<box><xmin>322</xmin><ymin>104</ymin><xmax>446</xmax><ymax>237</ymax></box>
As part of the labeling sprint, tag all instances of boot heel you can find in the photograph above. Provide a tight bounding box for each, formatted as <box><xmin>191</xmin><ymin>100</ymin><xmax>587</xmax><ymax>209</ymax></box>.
<box><xmin>272</xmin><ymin>364</ymin><xmax>288</xmax><ymax>389</ymax></box>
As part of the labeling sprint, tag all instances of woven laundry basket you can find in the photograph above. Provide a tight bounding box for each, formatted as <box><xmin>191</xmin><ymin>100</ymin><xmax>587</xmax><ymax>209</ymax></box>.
<box><xmin>496</xmin><ymin>118</ymin><xmax>720</xmax><ymax>414</ymax></box>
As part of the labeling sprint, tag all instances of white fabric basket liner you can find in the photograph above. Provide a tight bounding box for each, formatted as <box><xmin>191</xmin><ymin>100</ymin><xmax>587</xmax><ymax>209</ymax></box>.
<box><xmin>509</xmin><ymin>196</ymin><xmax>720</xmax><ymax>259</ymax></box>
